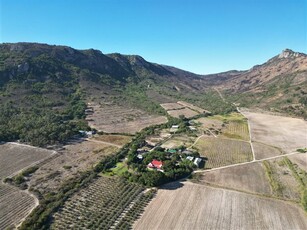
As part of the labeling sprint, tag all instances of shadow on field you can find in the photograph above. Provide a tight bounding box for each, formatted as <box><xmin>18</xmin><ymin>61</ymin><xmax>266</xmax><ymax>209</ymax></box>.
<box><xmin>159</xmin><ymin>180</ymin><xmax>184</xmax><ymax>190</ymax></box>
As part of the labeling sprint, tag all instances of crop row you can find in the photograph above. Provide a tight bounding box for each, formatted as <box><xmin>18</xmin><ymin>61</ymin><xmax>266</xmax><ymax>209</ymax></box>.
<box><xmin>0</xmin><ymin>184</ymin><xmax>35</xmax><ymax>229</ymax></box>
<box><xmin>51</xmin><ymin>176</ymin><xmax>154</xmax><ymax>230</ymax></box>
<box><xmin>196</xmin><ymin>137</ymin><xmax>253</xmax><ymax>168</ymax></box>
<box><xmin>221</xmin><ymin>121</ymin><xmax>250</xmax><ymax>141</ymax></box>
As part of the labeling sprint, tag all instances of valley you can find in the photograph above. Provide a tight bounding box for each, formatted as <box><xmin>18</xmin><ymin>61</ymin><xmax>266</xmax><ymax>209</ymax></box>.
<box><xmin>0</xmin><ymin>43</ymin><xmax>306</xmax><ymax>229</ymax></box>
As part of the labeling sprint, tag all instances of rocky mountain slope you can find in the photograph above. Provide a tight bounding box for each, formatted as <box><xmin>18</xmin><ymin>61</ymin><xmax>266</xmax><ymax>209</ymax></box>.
<box><xmin>205</xmin><ymin>49</ymin><xmax>307</xmax><ymax>118</ymax></box>
<box><xmin>0</xmin><ymin>42</ymin><xmax>233</xmax><ymax>146</ymax></box>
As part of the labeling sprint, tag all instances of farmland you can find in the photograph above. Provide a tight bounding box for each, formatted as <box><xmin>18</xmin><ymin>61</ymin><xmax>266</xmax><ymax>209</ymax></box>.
<box><xmin>29</xmin><ymin>140</ymin><xmax>119</xmax><ymax>194</ymax></box>
<box><xmin>194</xmin><ymin>137</ymin><xmax>253</xmax><ymax>168</ymax></box>
<box><xmin>51</xmin><ymin>176</ymin><xmax>155</xmax><ymax>230</ymax></box>
<box><xmin>241</xmin><ymin>110</ymin><xmax>307</xmax><ymax>153</ymax></box>
<box><xmin>195</xmin><ymin>112</ymin><xmax>250</xmax><ymax>141</ymax></box>
<box><xmin>86</xmin><ymin>103</ymin><xmax>167</xmax><ymax>134</ymax></box>
<box><xmin>197</xmin><ymin>162</ymin><xmax>272</xmax><ymax>195</ymax></box>
<box><xmin>0</xmin><ymin>184</ymin><xmax>36</xmax><ymax>230</ymax></box>
<box><xmin>0</xmin><ymin>143</ymin><xmax>54</xmax><ymax>178</ymax></box>
<box><xmin>253</xmin><ymin>142</ymin><xmax>284</xmax><ymax>160</ymax></box>
<box><xmin>262</xmin><ymin>157</ymin><xmax>305</xmax><ymax>201</ymax></box>
<box><xmin>0</xmin><ymin>143</ymin><xmax>54</xmax><ymax>229</ymax></box>
<box><xmin>161</xmin><ymin>135</ymin><xmax>195</xmax><ymax>149</ymax></box>
<box><xmin>92</xmin><ymin>134</ymin><xmax>133</xmax><ymax>146</ymax></box>
<box><xmin>160</xmin><ymin>101</ymin><xmax>208</xmax><ymax>118</ymax></box>
<box><xmin>167</xmin><ymin>107</ymin><xmax>199</xmax><ymax>118</ymax></box>
<box><xmin>134</xmin><ymin>182</ymin><xmax>307</xmax><ymax>230</ymax></box>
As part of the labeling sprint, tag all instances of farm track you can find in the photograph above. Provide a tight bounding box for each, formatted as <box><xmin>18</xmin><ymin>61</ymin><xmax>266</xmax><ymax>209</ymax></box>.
<box><xmin>237</xmin><ymin>108</ymin><xmax>256</xmax><ymax>161</ymax></box>
<box><xmin>194</xmin><ymin>151</ymin><xmax>299</xmax><ymax>173</ymax></box>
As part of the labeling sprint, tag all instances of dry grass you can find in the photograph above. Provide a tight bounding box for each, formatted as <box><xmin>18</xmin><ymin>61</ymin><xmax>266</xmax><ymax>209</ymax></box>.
<box><xmin>134</xmin><ymin>182</ymin><xmax>307</xmax><ymax>230</ymax></box>
<box><xmin>195</xmin><ymin>137</ymin><xmax>253</xmax><ymax>168</ymax></box>
<box><xmin>253</xmin><ymin>142</ymin><xmax>284</xmax><ymax>160</ymax></box>
<box><xmin>288</xmin><ymin>153</ymin><xmax>307</xmax><ymax>171</ymax></box>
<box><xmin>160</xmin><ymin>103</ymin><xmax>185</xmax><ymax>110</ymax></box>
<box><xmin>220</xmin><ymin>120</ymin><xmax>249</xmax><ymax>141</ymax></box>
<box><xmin>167</xmin><ymin>108</ymin><xmax>199</xmax><ymax>118</ymax></box>
<box><xmin>198</xmin><ymin>162</ymin><xmax>272</xmax><ymax>195</ymax></box>
<box><xmin>92</xmin><ymin>135</ymin><xmax>132</xmax><ymax>146</ymax></box>
<box><xmin>177</xmin><ymin>101</ymin><xmax>208</xmax><ymax>113</ymax></box>
<box><xmin>161</xmin><ymin>101</ymin><xmax>208</xmax><ymax>118</ymax></box>
<box><xmin>264</xmin><ymin>158</ymin><xmax>302</xmax><ymax>201</ymax></box>
<box><xmin>242</xmin><ymin>111</ymin><xmax>307</xmax><ymax>153</ymax></box>
<box><xmin>161</xmin><ymin>135</ymin><xmax>195</xmax><ymax>149</ymax></box>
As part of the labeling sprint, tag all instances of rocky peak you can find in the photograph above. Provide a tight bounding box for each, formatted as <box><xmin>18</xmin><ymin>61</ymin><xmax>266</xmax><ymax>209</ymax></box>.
<box><xmin>278</xmin><ymin>49</ymin><xmax>304</xmax><ymax>59</ymax></box>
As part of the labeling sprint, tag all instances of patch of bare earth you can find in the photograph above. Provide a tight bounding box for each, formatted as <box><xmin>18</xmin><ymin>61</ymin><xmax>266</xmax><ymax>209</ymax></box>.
<box><xmin>134</xmin><ymin>181</ymin><xmax>307</xmax><ymax>230</ymax></box>
<box><xmin>161</xmin><ymin>101</ymin><xmax>209</xmax><ymax>118</ymax></box>
<box><xmin>167</xmin><ymin>108</ymin><xmax>199</xmax><ymax>118</ymax></box>
<box><xmin>160</xmin><ymin>103</ymin><xmax>185</xmax><ymax>110</ymax></box>
<box><xmin>87</xmin><ymin>103</ymin><xmax>167</xmax><ymax>134</ymax></box>
<box><xmin>197</xmin><ymin>162</ymin><xmax>272</xmax><ymax>195</ymax></box>
<box><xmin>288</xmin><ymin>153</ymin><xmax>307</xmax><ymax>171</ymax></box>
<box><xmin>253</xmin><ymin>142</ymin><xmax>284</xmax><ymax>160</ymax></box>
<box><xmin>241</xmin><ymin>110</ymin><xmax>307</xmax><ymax>153</ymax></box>
<box><xmin>92</xmin><ymin>135</ymin><xmax>132</xmax><ymax>146</ymax></box>
<box><xmin>161</xmin><ymin>135</ymin><xmax>195</xmax><ymax>149</ymax></box>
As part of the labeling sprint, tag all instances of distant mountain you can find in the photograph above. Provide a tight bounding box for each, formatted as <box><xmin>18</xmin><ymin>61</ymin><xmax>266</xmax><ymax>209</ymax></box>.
<box><xmin>205</xmin><ymin>49</ymin><xmax>307</xmax><ymax>118</ymax></box>
<box><xmin>0</xmin><ymin>43</ymin><xmax>305</xmax><ymax>120</ymax></box>
<box><xmin>0</xmin><ymin>42</ymin><xmax>205</xmax><ymax>108</ymax></box>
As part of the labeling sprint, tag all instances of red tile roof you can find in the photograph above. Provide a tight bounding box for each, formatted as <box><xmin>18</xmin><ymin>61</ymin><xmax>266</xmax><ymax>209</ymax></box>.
<box><xmin>148</xmin><ymin>159</ymin><xmax>163</xmax><ymax>169</ymax></box>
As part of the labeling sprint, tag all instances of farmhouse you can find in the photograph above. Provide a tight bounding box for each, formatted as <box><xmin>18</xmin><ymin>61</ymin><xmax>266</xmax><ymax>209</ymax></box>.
<box><xmin>170</xmin><ymin>125</ymin><xmax>179</xmax><ymax>133</ymax></box>
<box><xmin>186</xmin><ymin>156</ymin><xmax>194</xmax><ymax>161</ymax></box>
<box><xmin>193</xmin><ymin>157</ymin><xmax>203</xmax><ymax>167</ymax></box>
<box><xmin>147</xmin><ymin>159</ymin><xmax>163</xmax><ymax>170</ymax></box>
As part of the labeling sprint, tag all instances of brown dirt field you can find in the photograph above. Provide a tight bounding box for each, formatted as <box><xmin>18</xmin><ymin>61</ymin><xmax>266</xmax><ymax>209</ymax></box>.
<box><xmin>288</xmin><ymin>153</ymin><xmax>307</xmax><ymax>171</ymax></box>
<box><xmin>160</xmin><ymin>103</ymin><xmax>185</xmax><ymax>110</ymax></box>
<box><xmin>0</xmin><ymin>183</ymin><xmax>36</xmax><ymax>229</ymax></box>
<box><xmin>167</xmin><ymin>108</ymin><xmax>199</xmax><ymax>118</ymax></box>
<box><xmin>195</xmin><ymin>117</ymin><xmax>223</xmax><ymax>130</ymax></box>
<box><xmin>0</xmin><ymin>143</ymin><xmax>53</xmax><ymax>229</ymax></box>
<box><xmin>195</xmin><ymin>137</ymin><xmax>253</xmax><ymax>168</ymax></box>
<box><xmin>134</xmin><ymin>182</ymin><xmax>307</xmax><ymax>230</ymax></box>
<box><xmin>87</xmin><ymin>103</ymin><xmax>167</xmax><ymax>134</ymax></box>
<box><xmin>177</xmin><ymin>101</ymin><xmax>207</xmax><ymax>113</ymax></box>
<box><xmin>29</xmin><ymin>140</ymin><xmax>118</xmax><ymax>194</ymax></box>
<box><xmin>198</xmin><ymin>162</ymin><xmax>272</xmax><ymax>195</ymax></box>
<box><xmin>92</xmin><ymin>135</ymin><xmax>132</xmax><ymax>146</ymax></box>
<box><xmin>241</xmin><ymin>111</ymin><xmax>307</xmax><ymax>153</ymax></box>
<box><xmin>0</xmin><ymin>143</ymin><xmax>54</xmax><ymax>178</ymax></box>
<box><xmin>253</xmin><ymin>142</ymin><xmax>284</xmax><ymax>160</ymax></box>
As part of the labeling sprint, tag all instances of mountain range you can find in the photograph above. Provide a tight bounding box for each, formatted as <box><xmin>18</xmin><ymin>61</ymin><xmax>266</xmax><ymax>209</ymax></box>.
<box><xmin>0</xmin><ymin>42</ymin><xmax>306</xmax><ymax>119</ymax></box>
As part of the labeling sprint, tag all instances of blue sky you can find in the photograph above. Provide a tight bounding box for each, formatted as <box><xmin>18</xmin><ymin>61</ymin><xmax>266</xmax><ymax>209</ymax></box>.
<box><xmin>1</xmin><ymin>0</ymin><xmax>306</xmax><ymax>74</ymax></box>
